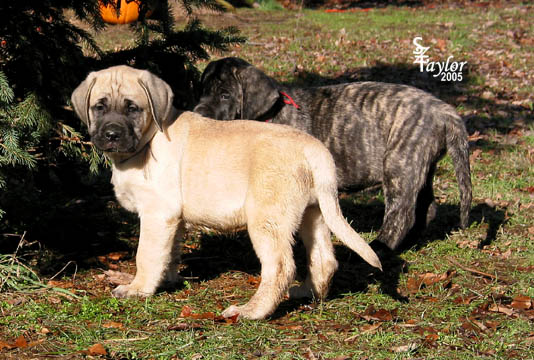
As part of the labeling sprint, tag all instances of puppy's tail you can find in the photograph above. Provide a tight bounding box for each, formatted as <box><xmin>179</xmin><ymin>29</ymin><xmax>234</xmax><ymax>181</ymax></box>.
<box><xmin>445</xmin><ymin>111</ymin><xmax>472</xmax><ymax>229</ymax></box>
<box><xmin>305</xmin><ymin>145</ymin><xmax>382</xmax><ymax>271</ymax></box>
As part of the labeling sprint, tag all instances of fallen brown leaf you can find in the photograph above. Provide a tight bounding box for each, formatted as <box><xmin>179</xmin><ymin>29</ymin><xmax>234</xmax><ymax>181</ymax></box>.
<box><xmin>180</xmin><ymin>305</ymin><xmax>193</xmax><ymax>318</ymax></box>
<box><xmin>524</xmin><ymin>310</ymin><xmax>534</xmax><ymax>321</ymax></box>
<box><xmin>180</xmin><ymin>305</ymin><xmax>238</xmax><ymax>324</ymax></box>
<box><xmin>361</xmin><ymin>305</ymin><xmax>396</xmax><ymax>322</ymax></box>
<box><xmin>277</xmin><ymin>325</ymin><xmax>303</xmax><ymax>331</ymax></box>
<box><xmin>3</xmin><ymin>336</ymin><xmax>26</xmax><ymax>350</ymax></box>
<box><xmin>461</xmin><ymin>318</ymin><xmax>481</xmax><ymax>333</ymax></box>
<box><xmin>453</xmin><ymin>295</ymin><xmax>478</xmax><ymax>305</ymax></box>
<box><xmin>360</xmin><ymin>322</ymin><xmax>382</xmax><ymax>334</ymax></box>
<box><xmin>168</xmin><ymin>322</ymin><xmax>203</xmax><ymax>331</ymax></box>
<box><xmin>424</xmin><ymin>333</ymin><xmax>439</xmax><ymax>344</ymax></box>
<box><xmin>468</xmin><ymin>131</ymin><xmax>485</xmax><ymax>142</ymax></box>
<box><xmin>484</xmin><ymin>320</ymin><xmax>500</xmax><ymax>330</ymax></box>
<box><xmin>181</xmin><ymin>306</ymin><xmax>213</xmax><ymax>320</ymax></box>
<box><xmin>456</xmin><ymin>238</ymin><xmax>479</xmax><ymax>249</ymax></box>
<box><xmin>102</xmin><ymin>321</ymin><xmax>124</xmax><ymax>329</ymax></box>
<box><xmin>510</xmin><ymin>295</ymin><xmax>533</xmax><ymax>310</ymax></box>
<box><xmin>222</xmin><ymin>314</ymin><xmax>239</xmax><ymax>324</ymax></box>
<box><xmin>47</xmin><ymin>280</ymin><xmax>74</xmax><ymax>289</ymax></box>
<box><xmin>0</xmin><ymin>336</ymin><xmax>45</xmax><ymax>351</ymax></box>
<box><xmin>183</xmin><ymin>243</ymin><xmax>199</xmax><ymax>250</ymax></box>
<box><xmin>397</xmin><ymin>319</ymin><xmax>419</xmax><ymax>328</ymax></box>
<box><xmin>86</xmin><ymin>343</ymin><xmax>107</xmax><ymax>356</ymax></box>
<box><xmin>488</xmin><ymin>304</ymin><xmax>515</xmax><ymax>316</ymax></box>
<box><xmin>6</xmin><ymin>297</ymin><xmax>25</xmax><ymax>306</ymax></box>
<box><xmin>190</xmin><ymin>312</ymin><xmax>217</xmax><ymax>320</ymax></box>
<box><xmin>98</xmin><ymin>251</ymin><xmax>129</xmax><ymax>264</ymax></box>
<box><xmin>246</xmin><ymin>276</ymin><xmax>261</xmax><ymax>286</ymax></box>
<box><xmin>470</xmin><ymin>148</ymin><xmax>483</xmax><ymax>162</ymax></box>
<box><xmin>107</xmin><ymin>251</ymin><xmax>128</xmax><ymax>261</ymax></box>
<box><xmin>406</xmin><ymin>270</ymin><xmax>455</xmax><ymax>293</ymax></box>
<box><xmin>471</xmin><ymin>319</ymin><xmax>489</xmax><ymax>332</ymax></box>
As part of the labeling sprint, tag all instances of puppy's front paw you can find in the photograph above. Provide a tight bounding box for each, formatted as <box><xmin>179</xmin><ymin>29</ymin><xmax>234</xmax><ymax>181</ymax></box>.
<box><xmin>112</xmin><ymin>284</ymin><xmax>153</xmax><ymax>298</ymax></box>
<box><xmin>221</xmin><ymin>305</ymin><xmax>241</xmax><ymax>319</ymax></box>
<box><xmin>222</xmin><ymin>304</ymin><xmax>267</xmax><ymax>320</ymax></box>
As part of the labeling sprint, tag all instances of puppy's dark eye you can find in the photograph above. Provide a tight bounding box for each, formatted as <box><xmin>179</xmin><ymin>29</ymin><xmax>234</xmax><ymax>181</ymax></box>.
<box><xmin>127</xmin><ymin>104</ymin><xmax>139</xmax><ymax>113</ymax></box>
<box><xmin>220</xmin><ymin>93</ymin><xmax>230</xmax><ymax>101</ymax></box>
<box><xmin>95</xmin><ymin>103</ymin><xmax>105</xmax><ymax>112</ymax></box>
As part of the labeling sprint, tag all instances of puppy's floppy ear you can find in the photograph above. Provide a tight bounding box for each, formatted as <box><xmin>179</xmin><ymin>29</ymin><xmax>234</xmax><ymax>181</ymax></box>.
<box><xmin>71</xmin><ymin>72</ymin><xmax>97</xmax><ymax>127</ymax></box>
<box><xmin>138</xmin><ymin>71</ymin><xmax>174</xmax><ymax>132</ymax></box>
<box><xmin>233</xmin><ymin>64</ymin><xmax>280</xmax><ymax>120</ymax></box>
<box><xmin>199</xmin><ymin>60</ymin><xmax>219</xmax><ymax>86</ymax></box>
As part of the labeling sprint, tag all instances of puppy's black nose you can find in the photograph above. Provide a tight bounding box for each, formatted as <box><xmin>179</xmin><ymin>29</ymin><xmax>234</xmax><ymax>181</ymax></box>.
<box><xmin>104</xmin><ymin>124</ymin><xmax>123</xmax><ymax>141</ymax></box>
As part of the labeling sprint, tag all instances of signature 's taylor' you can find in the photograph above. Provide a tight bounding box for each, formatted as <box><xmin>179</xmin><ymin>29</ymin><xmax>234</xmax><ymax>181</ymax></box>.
<box><xmin>413</xmin><ymin>36</ymin><xmax>467</xmax><ymax>81</ymax></box>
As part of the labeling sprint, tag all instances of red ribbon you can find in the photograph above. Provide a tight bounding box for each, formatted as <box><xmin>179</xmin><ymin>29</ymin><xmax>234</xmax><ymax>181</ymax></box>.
<box><xmin>265</xmin><ymin>92</ymin><xmax>300</xmax><ymax>122</ymax></box>
<box><xmin>280</xmin><ymin>91</ymin><xmax>300</xmax><ymax>109</ymax></box>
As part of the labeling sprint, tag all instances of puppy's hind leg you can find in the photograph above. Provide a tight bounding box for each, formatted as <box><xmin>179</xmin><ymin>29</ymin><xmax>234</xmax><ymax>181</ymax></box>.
<box><xmin>289</xmin><ymin>205</ymin><xmax>338</xmax><ymax>300</ymax></box>
<box><xmin>414</xmin><ymin>163</ymin><xmax>438</xmax><ymax>230</ymax></box>
<box><xmin>222</xmin><ymin>218</ymin><xmax>297</xmax><ymax>320</ymax></box>
<box><xmin>376</xmin><ymin>151</ymin><xmax>431</xmax><ymax>251</ymax></box>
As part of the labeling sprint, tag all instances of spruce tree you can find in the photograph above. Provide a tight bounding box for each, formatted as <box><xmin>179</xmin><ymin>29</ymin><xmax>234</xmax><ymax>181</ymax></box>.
<box><xmin>0</xmin><ymin>1</ymin><xmax>243</xmax><ymax>230</ymax></box>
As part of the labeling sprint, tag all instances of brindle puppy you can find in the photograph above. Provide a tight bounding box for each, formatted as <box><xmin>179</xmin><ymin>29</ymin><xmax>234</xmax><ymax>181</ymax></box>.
<box><xmin>194</xmin><ymin>57</ymin><xmax>472</xmax><ymax>251</ymax></box>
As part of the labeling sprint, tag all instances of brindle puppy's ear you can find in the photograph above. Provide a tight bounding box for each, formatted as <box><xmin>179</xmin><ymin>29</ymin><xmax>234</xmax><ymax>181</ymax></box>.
<box><xmin>71</xmin><ymin>72</ymin><xmax>97</xmax><ymax>127</ymax></box>
<box><xmin>199</xmin><ymin>59</ymin><xmax>219</xmax><ymax>86</ymax></box>
<box><xmin>138</xmin><ymin>71</ymin><xmax>174</xmax><ymax>132</ymax></box>
<box><xmin>233</xmin><ymin>63</ymin><xmax>280</xmax><ymax>120</ymax></box>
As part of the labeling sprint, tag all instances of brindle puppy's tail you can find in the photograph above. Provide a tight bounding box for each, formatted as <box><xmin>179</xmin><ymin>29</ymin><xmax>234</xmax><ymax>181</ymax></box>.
<box><xmin>444</xmin><ymin>110</ymin><xmax>472</xmax><ymax>229</ymax></box>
<box><xmin>304</xmin><ymin>145</ymin><xmax>382</xmax><ymax>271</ymax></box>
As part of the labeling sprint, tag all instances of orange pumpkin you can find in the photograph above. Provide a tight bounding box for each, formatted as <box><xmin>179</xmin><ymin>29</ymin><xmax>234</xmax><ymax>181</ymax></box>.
<box><xmin>100</xmin><ymin>0</ymin><xmax>142</xmax><ymax>25</ymax></box>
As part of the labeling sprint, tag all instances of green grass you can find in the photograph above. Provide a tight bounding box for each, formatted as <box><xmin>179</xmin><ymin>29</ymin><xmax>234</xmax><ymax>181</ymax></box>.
<box><xmin>2</xmin><ymin>2</ymin><xmax>534</xmax><ymax>359</ymax></box>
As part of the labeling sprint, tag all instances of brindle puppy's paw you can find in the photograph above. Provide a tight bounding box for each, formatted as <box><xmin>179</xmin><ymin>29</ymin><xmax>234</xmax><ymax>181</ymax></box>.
<box><xmin>161</xmin><ymin>271</ymin><xmax>184</xmax><ymax>291</ymax></box>
<box><xmin>288</xmin><ymin>284</ymin><xmax>314</xmax><ymax>299</ymax></box>
<box><xmin>112</xmin><ymin>284</ymin><xmax>153</xmax><ymax>298</ymax></box>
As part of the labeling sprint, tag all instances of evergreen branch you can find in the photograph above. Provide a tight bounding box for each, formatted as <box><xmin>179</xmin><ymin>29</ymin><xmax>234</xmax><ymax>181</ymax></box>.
<box><xmin>15</xmin><ymin>93</ymin><xmax>51</xmax><ymax>130</ymax></box>
<box><xmin>185</xmin><ymin>0</ymin><xmax>227</xmax><ymax>13</ymax></box>
<box><xmin>64</xmin><ymin>22</ymin><xmax>105</xmax><ymax>59</ymax></box>
<box><xmin>0</xmin><ymin>72</ymin><xmax>15</xmax><ymax>105</ymax></box>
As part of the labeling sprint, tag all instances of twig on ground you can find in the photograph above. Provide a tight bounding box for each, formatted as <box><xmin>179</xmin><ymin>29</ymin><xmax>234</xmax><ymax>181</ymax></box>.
<box><xmin>447</xmin><ymin>257</ymin><xmax>508</xmax><ymax>283</ymax></box>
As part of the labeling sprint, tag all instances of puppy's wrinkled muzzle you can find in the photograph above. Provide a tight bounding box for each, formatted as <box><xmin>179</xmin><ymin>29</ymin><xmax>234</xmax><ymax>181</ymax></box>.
<box><xmin>93</xmin><ymin>120</ymin><xmax>137</xmax><ymax>153</ymax></box>
<box><xmin>103</xmin><ymin>122</ymin><xmax>124</xmax><ymax>142</ymax></box>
